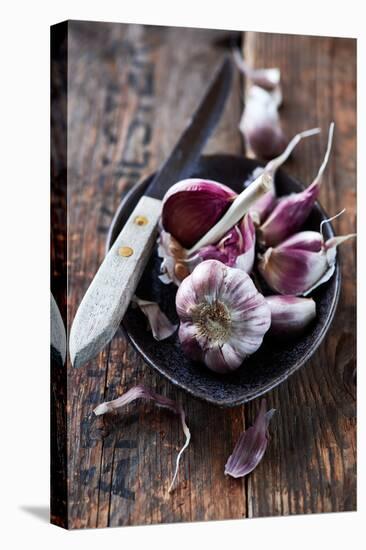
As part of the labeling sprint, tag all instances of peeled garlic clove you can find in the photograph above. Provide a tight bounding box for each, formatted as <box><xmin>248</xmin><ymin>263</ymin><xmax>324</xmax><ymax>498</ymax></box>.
<box><xmin>259</xmin><ymin>123</ymin><xmax>334</xmax><ymax>246</ymax></box>
<box><xmin>240</xmin><ymin>86</ymin><xmax>287</xmax><ymax>160</ymax></box>
<box><xmin>265</xmin><ymin>295</ymin><xmax>316</xmax><ymax>335</ymax></box>
<box><xmin>161</xmin><ymin>178</ymin><xmax>236</xmax><ymax>248</ymax></box>
<box><xmin>176</xmin><ymin>260</ymin><xmax>271</xmax><ymax>373</ymax></box>
<box><xmin>258</xmin><ymin>229</ymin><xmax>355</xmax><ymax>296</ymax></box>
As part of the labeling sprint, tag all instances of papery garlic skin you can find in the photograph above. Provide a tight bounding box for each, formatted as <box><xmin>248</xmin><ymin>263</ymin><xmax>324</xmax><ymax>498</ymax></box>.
<box><xmin>258</xmin><ymin>230</ymin><xmax>354</xmax><ymax>296</ymax></box>
<box><xmin>157</xmin><ymin>227</ymin><xmax>198</xmax><ymax>286</ymax></box>
<box><xmin>176</xmin><ymin>260</ymin><xmax>271</xmax><ymax>373</ymax></box>
<box><xmin>265</xmin><ymin>295</ymin><xmax>316</xmax><ymax>335</ymax></box>
<box><xmin>132</xmin><ymin>296</ymin><xmax>178</xmax><ymax>340</ymax></box>
<box><xmin>161</xmin><ymin>178</ymin><xmax>236</xmax><ymax>248</ymax></box>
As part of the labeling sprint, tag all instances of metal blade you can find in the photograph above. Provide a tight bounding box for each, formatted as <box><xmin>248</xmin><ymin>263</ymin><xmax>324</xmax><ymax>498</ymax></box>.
<box><xmin>146</xmin><ymin>56</ymin><xmax>233</xmax><ymax>199</ymax></box>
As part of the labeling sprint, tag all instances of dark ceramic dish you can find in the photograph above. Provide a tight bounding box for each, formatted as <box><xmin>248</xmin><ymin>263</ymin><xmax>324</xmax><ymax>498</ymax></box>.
<box><xmin>106</xmin><ymin>155</ymin><xmax>341</xmax><ymax>407</ymax></box>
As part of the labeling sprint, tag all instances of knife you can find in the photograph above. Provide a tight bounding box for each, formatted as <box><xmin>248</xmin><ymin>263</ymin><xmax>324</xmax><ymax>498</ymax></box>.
<box><xmin>70</xmin><ymin>57</ymin><xmax>233</xmax><ymax>368</ymax></box>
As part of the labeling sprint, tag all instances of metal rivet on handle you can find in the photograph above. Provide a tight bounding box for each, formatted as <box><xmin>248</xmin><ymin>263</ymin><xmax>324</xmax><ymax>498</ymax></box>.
<box><xmin>134</xmin><ymin>215</ymin><xmax>148</xmax><ymax>226</ymax></box>
<box><xmin>118</xmin><ymin>246</ymin><xmax>134</xmax><ymax>257</ymax></box>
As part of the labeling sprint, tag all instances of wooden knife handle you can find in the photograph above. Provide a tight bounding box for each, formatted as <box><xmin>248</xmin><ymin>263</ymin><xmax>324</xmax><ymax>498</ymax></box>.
<box><xmin>69</xmin><ymin>195</ymin><xmax>162</xmax><ymax>368</ymax></box>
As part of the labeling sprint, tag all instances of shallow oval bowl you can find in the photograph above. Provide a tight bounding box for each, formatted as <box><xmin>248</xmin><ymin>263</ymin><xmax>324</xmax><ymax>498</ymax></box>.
<box><xmin>106</xmin><ymin>154</ymin><xmax>340</xmax><ymax>407</ymax></box>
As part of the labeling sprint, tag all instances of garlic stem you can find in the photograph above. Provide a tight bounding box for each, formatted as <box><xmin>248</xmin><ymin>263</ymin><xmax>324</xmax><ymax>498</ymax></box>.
<box><xmin>188</xmin><ymin>173</ymin><xmax>272</xmax><ymax>255</ymax></box>
<box><xmin>265</xmin><ymin>127</ymin><xmax>321</xmax><ymax>176</ymax></box>
<box><xmin>312</xmin><ymin>122</ymin><xmax>334</xmax><ymax>187</ymax></box>
<box><xmin>319</xmin><ymin>208</ymin><xmax>346</xmax><ymax>238</ymax></box>
<box><xmin>325</xmin><ymin>233</ymin><xmax>356</xmax><ymax>249</ymax></box>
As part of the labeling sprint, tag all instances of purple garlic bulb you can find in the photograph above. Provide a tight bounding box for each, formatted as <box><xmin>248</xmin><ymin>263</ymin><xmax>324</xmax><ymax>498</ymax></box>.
<box><xmin>176</xmin><ymin>260</ymin><xmax>271</xmax><ymax>373</ymax></box>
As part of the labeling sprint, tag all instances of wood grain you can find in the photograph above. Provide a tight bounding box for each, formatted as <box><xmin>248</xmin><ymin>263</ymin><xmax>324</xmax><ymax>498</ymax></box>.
<box><xmin>65</xmin><ymin>21</ymin><xmax>245</xmax><ymax>529</ymax></box>
<box><xmin>52</xmin><ymin>22</ymin><xmax>356</xmax><ymax>529</ymax></box>
<box><xmin>243</xmin><ymin>32</ymin><xmax>356</xmax><ymax>517</ymax></box>
<box><xmin>51</xmin><ymin>21</ymin><xmax>68</xmax><ymax>528</ymax></box>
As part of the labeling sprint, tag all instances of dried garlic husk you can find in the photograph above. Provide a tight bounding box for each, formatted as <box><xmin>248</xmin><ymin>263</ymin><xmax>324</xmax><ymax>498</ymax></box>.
<box><xmin>94</xmin><ymin>385</ymin><xmax>190</xmax><ymax>493</ymax></box>
<box><xmin>132</xmin><ymin>296</ymin><xmax>177</xmax><ymax>340</ymax></box>
<box><xmin>161</xmin><ymin>178</ymin><xmax>236</xmax><ymax>248</ymax></box>
<box><xmin>265</xmin><ymin>295</ymin><xmax>316</xmax><ymax>335</ymax></box>
<box><xmin>258</xmin><ymin>228</ymin><xmax>356</xmax><ymax>296</ymax></box>
<box><xmin>259</xmin><ymin>122</ymin><xmax>334</xmax><ymax>246</ymax></box>
<box><xmin>176</xmin><ymin>260</ymin><xmax>271</xmax><ymax>373</ymax></box>
<box><xmin>225</xmin><ymin>399</ymin><xmax>276</xmax><ymax>478</ymax></box>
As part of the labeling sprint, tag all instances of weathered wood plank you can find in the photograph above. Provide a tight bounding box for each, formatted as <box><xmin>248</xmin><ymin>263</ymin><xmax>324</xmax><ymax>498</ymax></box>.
<box><xmin>243</xmin><ymin>32</ymin><xmax>356</xmax><ymax>517</ymax></box>
<box><xmin>67</xmin><ymin>21</ymin><xmax>246</xmax><ymax>529</ymax></box>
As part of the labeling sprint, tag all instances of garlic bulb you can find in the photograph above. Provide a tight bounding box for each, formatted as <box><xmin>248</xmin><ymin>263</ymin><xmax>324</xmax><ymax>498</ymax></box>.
<box><xmin>161</xmin><ymin>178</ymin><xmax>236</xmax><ymax>248</ymax></box>
<box><xmin>258</xmin><ymin>229</ymin><xmax>356</xmax><ymax>296</ymax></box>
<box><xmin>265</xmin><ymin>295</ymin><xmax>316</xmax><ymax>335</ymax></box>
<box><xmin>259</xmin><ymin>122</ymin><xmax>334</xmax><ymax>246</ymax></box>
<box><xmin>176</xmin><ymin>260</ymin><xmax>271</xmax><ymax>373</ymax></box>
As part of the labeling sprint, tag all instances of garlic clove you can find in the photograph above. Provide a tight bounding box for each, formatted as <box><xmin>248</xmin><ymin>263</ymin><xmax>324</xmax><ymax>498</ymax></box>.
<box><xmin>258</xmin><ymin>241</ymin><xmax>328</xmax><ymax>296</ymax></box>
<box><xmin>225</xmin><ymin>399</ymin><xmax>276</xmax><ymax>478</ymax></box>
<box><xmin>161</xmin><ymin>178</ymin><xmax>236</xmax><ymax>248</ymax></box>
<box><xmin>259</xmin><ymin>123</ymin><xmax>335</xmax><ymax>246</ymax></box>
<box><xmin>176</xmin><ymin>260</ymin><xmax>271</xmax><ymax>373</ymax></box>
<box><xmin>265</xmin><ymin>295</ymin><xmax>316</xmax><ymax>335</ymax></box>
<box><xmin>159</xmin><ymin>173</ymin><xmax>271</xmax><ymax>286</ymax></box>
<box><xmin>233</xmin><ymin>48</ymin><xmax>280</xmax><ymax>90</ymax></box>
<box><xmin>188</xmin><ymin>172</ymin><xmax>271</xmax><ymax>255</ymax></box>
<box><xmin>240</xmin><ymin>85</ymin><xmax>287</xmax><ymax>160</ymax></box>
<box><xmin>245</xmin><ymin>128</ymin><xmax>321</xmax><ymax>225</ymax></box>
<box><xmin>258</xmin><ymin>229</ymin><xmax>356</xmax><ymax>296</ymax></box>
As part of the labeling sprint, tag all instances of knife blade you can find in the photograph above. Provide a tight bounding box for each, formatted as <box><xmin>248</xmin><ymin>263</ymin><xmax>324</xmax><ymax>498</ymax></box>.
<box><xmin>70</xmin><ymin>57</ymin><xmax>233</xmax><ymax>368</ymax></box>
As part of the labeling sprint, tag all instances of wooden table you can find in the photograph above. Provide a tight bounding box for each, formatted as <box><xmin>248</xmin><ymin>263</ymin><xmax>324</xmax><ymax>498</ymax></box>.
<box><xmin>51</xmin><ymin>21</ymin><xmax>356</xmax><ymax>528</ymax></box>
